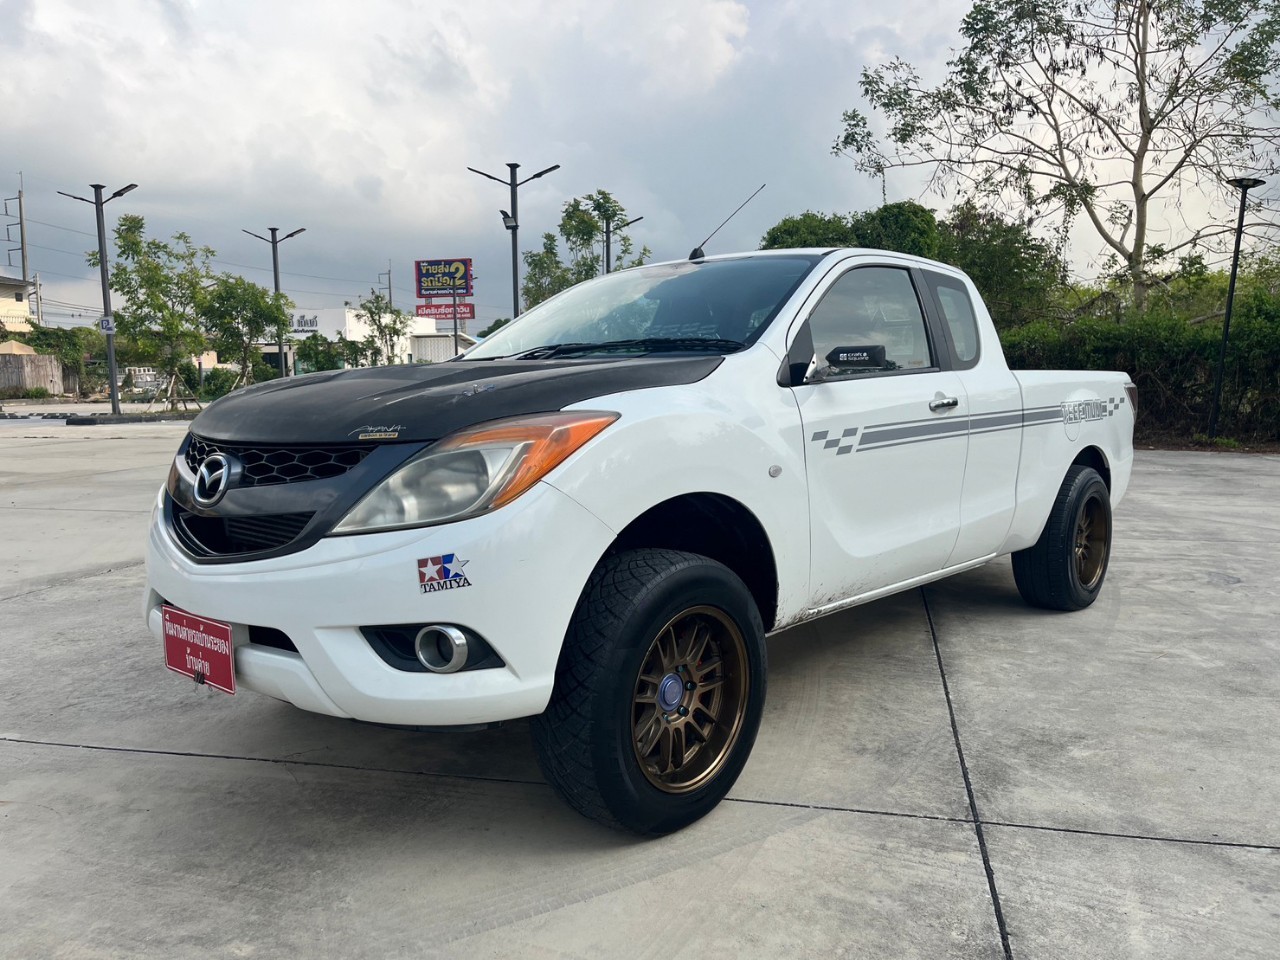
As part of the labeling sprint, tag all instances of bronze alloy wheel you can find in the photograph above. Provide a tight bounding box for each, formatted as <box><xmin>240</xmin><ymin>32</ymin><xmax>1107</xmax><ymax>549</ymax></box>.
<box><xmin>631</xmin><ymin>606</ymin><xmax>749</xmax><ymax>794</ymax></box>
<box><xmin>1074</xmin><ymin>492</ymin><xmax>1109</xmax><ymax>589</ymax></box>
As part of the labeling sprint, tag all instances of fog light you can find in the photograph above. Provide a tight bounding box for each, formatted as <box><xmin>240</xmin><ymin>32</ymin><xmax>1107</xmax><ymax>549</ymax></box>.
<box><xmin>414</xmin><ymin>625</ymin><xmax>469</xmax><ymax>673</ymax></box>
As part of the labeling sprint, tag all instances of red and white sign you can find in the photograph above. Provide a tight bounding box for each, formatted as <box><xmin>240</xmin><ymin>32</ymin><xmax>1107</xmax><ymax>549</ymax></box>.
<box><xmin>162</xmin><ymin>605</ymin><xmax>236</xmax><ymax>695</ymax></box>
<box><xmin>417</xmin><ymin>302</ymin><xmax>476</xmax><ymax>320</ymax></box>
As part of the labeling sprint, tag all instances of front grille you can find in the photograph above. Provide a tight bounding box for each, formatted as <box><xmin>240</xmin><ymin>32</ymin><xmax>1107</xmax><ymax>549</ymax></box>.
<box><xmin>185</xmin><ymin>435</ymin><xmax>370</xmax><ymax>486</ymax></box>
<box><xmin>173</xmin><ymin>505</ymin><xmax>314</xmax><ymax>556</ymax></box>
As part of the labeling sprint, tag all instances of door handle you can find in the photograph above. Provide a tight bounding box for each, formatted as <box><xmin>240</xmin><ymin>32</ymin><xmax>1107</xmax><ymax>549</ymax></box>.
<box><xmin>929</xmin><ymin>396</ymin><xmax>959</xmax><ymax>412</ymax></box>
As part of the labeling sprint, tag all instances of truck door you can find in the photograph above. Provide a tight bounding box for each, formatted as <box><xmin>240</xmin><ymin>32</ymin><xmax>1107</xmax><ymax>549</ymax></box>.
<box><xmin>919</xmin><ymin>270</ymin><xmax>1023</xmax><ymax>566</ymax></box>
<box><xmin>788</xmin><ymin>264</ymin><xmax>969</xmax><ymax>604</ymax></box>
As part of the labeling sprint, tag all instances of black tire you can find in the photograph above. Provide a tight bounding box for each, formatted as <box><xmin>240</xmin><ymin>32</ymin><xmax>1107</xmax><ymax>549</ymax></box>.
<box><xmin>1012</xmin><ymin>464</ymin><xmax>1113</xmax><ymax>611</ymax></box>
<box><xmin>531</xmin><ymin>548</ymin><xmax>767</xmax><ymax>835</ymax></box>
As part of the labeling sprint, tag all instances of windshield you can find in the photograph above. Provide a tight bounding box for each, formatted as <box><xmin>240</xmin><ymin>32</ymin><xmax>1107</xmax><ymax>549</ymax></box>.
<box><xmin>463</xmin><ymin>255</ymin><xmax>821</xmax><ymax>360</ymax></box>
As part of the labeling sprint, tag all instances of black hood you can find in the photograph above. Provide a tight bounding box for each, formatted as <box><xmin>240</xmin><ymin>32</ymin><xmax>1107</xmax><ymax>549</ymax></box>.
<box><xmin>189</xmin><ymin>356</ymin><xmax>723</xmax><ymax>444</ymax></box>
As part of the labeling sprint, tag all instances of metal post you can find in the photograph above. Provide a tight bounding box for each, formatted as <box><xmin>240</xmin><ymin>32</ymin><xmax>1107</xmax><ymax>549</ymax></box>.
<box><xmin>268</xmin><ymin>227</ymin><xmax>286</xmax><ymax>376</ymax></box>
<box><xmin>92</xmin><ymin>185</ymin><xmax>122</xmax><ymax>415</ymax></box>
<box><xmin>17</xmin><ymin>186</ymin><xmax>29</xmax><ymax>281</ymax></box>
<box><xmin>1208</xmin><ymin>177</ymin><xmax>1265</xmax><ymax>441</ymax></box>
<box><xmin>508</xmin><ymin>163</ymin><xmax>520</xmax><ymax>318</ymax></box>
<box><xmin>452</xmin><ymin>286</ymin><xmax>460</xmax><ymax>357</ymax></box>
<box><xmin>604</xmin><ymin>217</ymin><xmax>612</xmax><ymax>275</ymax></box>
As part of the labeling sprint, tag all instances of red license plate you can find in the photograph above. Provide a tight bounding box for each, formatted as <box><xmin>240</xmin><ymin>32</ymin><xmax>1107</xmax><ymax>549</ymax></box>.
<box><xmin>162</xmin><ymin>605</ymin><xmax>236</xmax><ymax>695</ymax></box>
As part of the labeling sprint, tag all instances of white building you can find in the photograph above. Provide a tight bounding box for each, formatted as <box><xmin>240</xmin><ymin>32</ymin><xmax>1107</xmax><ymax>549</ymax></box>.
<box><xmin>0</xmin><ymin>266</ymin><xmax>33</xmax><ymax>334</ymax></box>
<box><xmin>264</xmin><ymin>307</ymin><xmax>439</xmax><ymax>371</ymax></box>
<box><xmin>411</xmin><ymin>332</ymin><xmax>477</xmax><ymax>363</ymax></box>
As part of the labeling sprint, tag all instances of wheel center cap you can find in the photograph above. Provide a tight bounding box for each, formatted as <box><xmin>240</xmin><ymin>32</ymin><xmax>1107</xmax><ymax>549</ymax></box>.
<box><xmin>657</xmin><ymin>673</ymin><xmax>684</xmax><ymax>712</ymax></box>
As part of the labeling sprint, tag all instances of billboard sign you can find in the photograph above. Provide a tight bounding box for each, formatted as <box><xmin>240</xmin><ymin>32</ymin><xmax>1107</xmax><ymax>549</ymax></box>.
<box><xmin>416</xmin><ymin>258</ymin><xmax>473</xmax><ymax>298</ymax></box>
<box><xmin>416</xmin><ymin>302</ymin><xmax>476</xmax><ymax>320</ymax></box>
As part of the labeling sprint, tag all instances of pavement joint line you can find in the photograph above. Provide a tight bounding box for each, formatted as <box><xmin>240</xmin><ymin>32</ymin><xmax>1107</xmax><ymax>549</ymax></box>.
<box><xmin>5</xmin><ymin>740</ymin><xmax>1278</xmax><ymax>852</ymax></box>
<box><xmin>982</xmin><ymin>818</ymin><xmax>1280</xmax><ymax>853</ymax></box>
<box><xmin>0</xmin><ymin>561</ymin><xmax>146</xmax><ymax>604</ymax></box>
<box><xmin>0</xmin><ymin>735</ymin><xmax>971</xmax><ymax>823</ymax></box>
<box><xmin>0</xmin><ymin>735</ymin><xmax>549</xmax><ymax>790</ymax></box>
<box><xmin>725</xmin><ymin>794</ymin><xmax>974</xmax><ymax>825</ymax></box>
<box><xmin>1123</xmin><ymin>536</ymin><xmax>1280</xmax><ymax>544</ymax></box>
<box><xmin>922</xmin><ymin>587</ymin><xmax>1015</xmax><ymax>960</ymax></box>
<box><xmin>0</xmin><ymin>505</ymin><xmax>153</xmax><ymax>515</ymax></box>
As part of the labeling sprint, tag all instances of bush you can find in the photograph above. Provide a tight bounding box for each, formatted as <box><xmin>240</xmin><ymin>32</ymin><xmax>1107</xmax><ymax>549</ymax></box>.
<box><xmin>23</xmin><ymin>386</ymin><xmax>51</xmax><ymax>400</ymax></box>
<box><xmin>1000</xmin><ymin>294</ymin><xmax>1280</xmax><ymax>444</ymax></box>
<box><xmin>198</xmin><ymin>367</ymin><xmax>240</xmax><ymax>401</ymax></box>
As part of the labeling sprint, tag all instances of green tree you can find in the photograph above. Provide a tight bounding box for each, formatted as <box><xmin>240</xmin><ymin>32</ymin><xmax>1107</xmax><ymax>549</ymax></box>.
<box><xmin>835</xmin><ymin>0</ymin><xmax>1280</xmax><ymax>307</ymax></box>
<box><xmin>295</xmin><ymin>332</ymin><xmax>345</xmax><ymax>372</ymax></box>
<box><xmin>848</xmin><ymin>202</ymin><xmax>941</xmax><ymax>260</ymax></box>
<box><xmin>200</xmin><ymin>275</ymin><xmax>293</xmax><ymax>387</ymax></box>
<box><xmin>760</xmin><ymin>202</ymin><xmax>940</xmax><ymax>256</ymax></box>
<box><xmin>198</xmin><ymin>366</ymin><xmax>240</xmax><ymax>401</ymax></box>
<box><xmin>760</xmin><ymin>211</ymin><xmax>860</xmax><ymax>248</ymax></box>
<box><xmin>336</xmin><ymin>331</ymin><xmax>376</xmax><ymax>368</ymax></box>
<box><xmin>13</xmin><ymin>321</ymin><xmax>107</xmax><ymax>397</ymax></box>
<box><xmin>478</xmin><ymin>317</ymin><xmax>511</xmax><ymax>338</ymax></box>
<box><xmin>354</xmin><ymin>289</ymin><xmax>410</xmax><ymax>365</ymax></box>
<box><xmin>938</xmin><ymin>202</ymin><xmax>1067</xmax><ymax>328</ymax></box>
<box><xmin>93</xmin><ymin>215</ymin><xmax>212</xmax><ymax>407</ymax></box>
<box><xmin>521</xmin><ymin>190</ymin><xmax>651</xmax><ymax>309</ymax></box>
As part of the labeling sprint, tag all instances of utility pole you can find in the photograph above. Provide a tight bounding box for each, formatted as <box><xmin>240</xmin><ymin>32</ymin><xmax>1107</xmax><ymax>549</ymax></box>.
<box><xmin>33</xmin><ymin>273</ymin><xmax>43</xmax><ymax>326</ymax></box>
<box><xmin>467</xmin><ymin>161</ymin><xmax>560</xmax><ymax>318</ymax></box>
<box><xmin>451</xmin><ymin>286</ymin><xmax>460</xmax><ymax>357</ymax></box>
<box><xmin>3</xmin><ymin>173</ymin><xmax>29</xmax><ymax>285</ymax></box>
<box><xmin>243</xmin><ymin>225</ymin><xmax>305</xmax><ymax>376</ymax></box>
<box><xmin>58</xmin><ymin>181</ymin><xmax>137</xmax><ymax>415</ymax></box>
<box><xmin>379</xmin><ymin>261</ymin><xmax>393</xmax><ymax>310</ymax></box>
<box><xmin>17</xmin><ymin>178</ymin><xmax>28</xmax><ymax>281</ymax></box>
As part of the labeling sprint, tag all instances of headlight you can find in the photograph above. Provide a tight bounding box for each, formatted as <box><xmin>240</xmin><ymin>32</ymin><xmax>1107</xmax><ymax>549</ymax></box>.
<box><xmin>331</xmin><ymin>411</ymin><xmax>619</xmax><ymax>534</ymax></box>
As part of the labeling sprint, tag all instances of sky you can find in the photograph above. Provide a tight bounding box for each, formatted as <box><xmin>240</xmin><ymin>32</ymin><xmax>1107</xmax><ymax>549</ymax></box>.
<box><xmin>2</xmin><ymin>0</ymin><xmax>979</xmax><ymax>330</ymax></box>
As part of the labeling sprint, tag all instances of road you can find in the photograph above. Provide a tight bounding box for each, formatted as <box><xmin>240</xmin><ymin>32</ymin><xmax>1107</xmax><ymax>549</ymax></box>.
<box><xmin>2</xmin><ymin>422</ymin><xmax>1277</xmax><ymax>958</ymax></box>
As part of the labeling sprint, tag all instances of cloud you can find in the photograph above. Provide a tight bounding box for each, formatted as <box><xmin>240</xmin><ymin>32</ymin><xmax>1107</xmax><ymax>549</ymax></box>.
<box><xmin>3</xmin><ymin>0</ymin><xmax>973</xmax><ymax>325</ymax></box>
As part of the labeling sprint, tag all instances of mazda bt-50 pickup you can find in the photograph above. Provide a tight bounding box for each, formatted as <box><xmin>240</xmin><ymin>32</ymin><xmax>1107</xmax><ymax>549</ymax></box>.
<box><xmin>146</xmin><ymin>248</ymin><xmax>1135</xmax><ymax>834</ymax></box>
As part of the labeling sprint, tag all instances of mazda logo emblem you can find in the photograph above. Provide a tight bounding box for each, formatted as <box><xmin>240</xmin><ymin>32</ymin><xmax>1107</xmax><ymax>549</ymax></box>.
<box><xmin>193</xmin><ymin>453</ymin><xmax>235</xmax><ymax>507</ymax></box>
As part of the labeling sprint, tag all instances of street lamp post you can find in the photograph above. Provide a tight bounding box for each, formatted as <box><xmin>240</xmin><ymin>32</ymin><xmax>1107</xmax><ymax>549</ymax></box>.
<box><xmin>1207</xmin><ymin>176</ymin><xmax>1266</xmax><ymax>442</ymax></box>
<box><xmin>57</xmin><ymin>182</ymin><xmax>137</xmax><ymax>415</ymax></box>
<box><xmin>467</xmin><ymin>162</ymin><xmax>560</xmax><ymax>318</ymax></box>
<box><xmin>243</xmin><ymin>226</ymin><xmax>305</xmax><ymax>376</ymax></box>
<box><xmin>603</xmin><ymin>215</ymin><xmax>643</xmax><ymax>274</ymax></box>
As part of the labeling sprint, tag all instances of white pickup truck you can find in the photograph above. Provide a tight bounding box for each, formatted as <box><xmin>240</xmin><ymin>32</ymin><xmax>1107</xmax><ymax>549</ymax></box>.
<box><xmin>146</xmin><ymin>248</ymin><xmax>1135</xmax><ymax>834</ymax></box>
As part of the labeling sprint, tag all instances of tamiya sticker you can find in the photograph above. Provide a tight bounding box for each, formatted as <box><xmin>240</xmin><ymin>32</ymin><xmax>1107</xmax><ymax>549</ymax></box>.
<box><xmin>418</xmin><ymin>554</ymin><xmax>472</xmax><ymax>593</ymax></box>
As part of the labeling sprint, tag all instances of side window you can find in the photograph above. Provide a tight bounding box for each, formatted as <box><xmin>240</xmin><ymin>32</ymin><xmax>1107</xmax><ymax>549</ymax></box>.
<box><xmin>805</xmin><ymin>267</ymin><xmax>932</xmax><ymax>377</ymax></box>
<box><xmin>926</xmin><ymin>274</ymin><xmax>980</xmax><ymax>366</ymax></box>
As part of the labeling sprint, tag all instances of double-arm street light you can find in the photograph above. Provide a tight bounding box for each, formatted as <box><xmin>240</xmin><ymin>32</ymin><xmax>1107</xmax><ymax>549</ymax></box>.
<box><xmin>57</xmin><ymin>182</ymin><xmax>137</xmax><ymax>414</ymax></box>
<box><xmin>604</xmin><ymin>214</ymin><xmax>643</xmax><ymax>274</ymax></box>
<box><xmin>467</xmin><ymin>162</ymin><xmax>560</xmax><ymax>318</ymax></box>
<box><xmin>1207</xmin><ymin>176</ymin><xmax>1266</xmax><ymax>442</ymax></box>
<box><xmin>243</xmin><ymin>226</ymin><xmax>305</xmax><ymax>376</ymax></box>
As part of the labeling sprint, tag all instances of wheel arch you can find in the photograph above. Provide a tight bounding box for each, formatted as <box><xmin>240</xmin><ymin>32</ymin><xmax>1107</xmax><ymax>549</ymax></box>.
<box><xmin>606</xmin><ymin>493</ymin><xmax>779</xmax><ymax>632</ymax></box>
<box><xmin>1072</xmin><ymin>445</ymin><xmax>1111</xmax><ymax>491</ymax></box>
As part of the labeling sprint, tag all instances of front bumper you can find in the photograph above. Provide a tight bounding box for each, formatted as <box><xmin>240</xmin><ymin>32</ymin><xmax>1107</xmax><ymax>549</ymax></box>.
<box><xmin>144</xmin><ymin>481</ymin><xmax>617</xmax><ymax>726</ymax></box>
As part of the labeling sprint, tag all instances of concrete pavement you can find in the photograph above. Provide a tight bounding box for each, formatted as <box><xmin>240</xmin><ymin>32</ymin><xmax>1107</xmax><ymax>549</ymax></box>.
<box><xmin>1</xmin><ymin>423</ymin><xmax>1277</xmax><ymax>958</ymax></box>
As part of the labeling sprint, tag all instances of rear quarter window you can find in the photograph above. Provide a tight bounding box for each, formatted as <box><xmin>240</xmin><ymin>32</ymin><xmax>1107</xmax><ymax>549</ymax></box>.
<box><xmin>926</xmin><ymin>274</ymin><xmax>980</xmax><ymax>367</ymax></box>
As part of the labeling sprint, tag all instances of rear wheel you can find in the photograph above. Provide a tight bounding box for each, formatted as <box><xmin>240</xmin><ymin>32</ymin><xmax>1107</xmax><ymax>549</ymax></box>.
<box><xmin>1012</xmin><ymin>464</ymin><xmax>1112</xmax><ymax>611</ymax></box>
<box><xmin>532</xmin><ymin>548</ymin><xmax>766</xmax><ymax>835</ymax></box>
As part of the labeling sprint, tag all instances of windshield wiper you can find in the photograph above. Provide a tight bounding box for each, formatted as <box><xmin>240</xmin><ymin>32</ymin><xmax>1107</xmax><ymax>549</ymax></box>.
<box><xmin>510</xmin><ymin>338</ymin><xmax>745</xmax><ymax>360</ymax></box>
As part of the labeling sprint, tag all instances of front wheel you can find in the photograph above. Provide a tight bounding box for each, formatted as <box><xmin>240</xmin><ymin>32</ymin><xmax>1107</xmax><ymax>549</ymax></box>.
<box><xmin>1012</xmin><ymin>464</ymin><xmax>1113</xmax><ymax>611</ymax></box>
<box><xmin>532</xmin><ymin>549</ymin><xmax>766</xmax><ymax>835</ymax></box>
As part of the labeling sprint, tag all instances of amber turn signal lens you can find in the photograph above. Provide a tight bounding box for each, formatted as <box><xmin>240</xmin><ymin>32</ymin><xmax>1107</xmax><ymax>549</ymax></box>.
<box><xmin>439</xmin><ymin>411</ymin><xmax>620</xmax><ymax>508</ymax></box>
